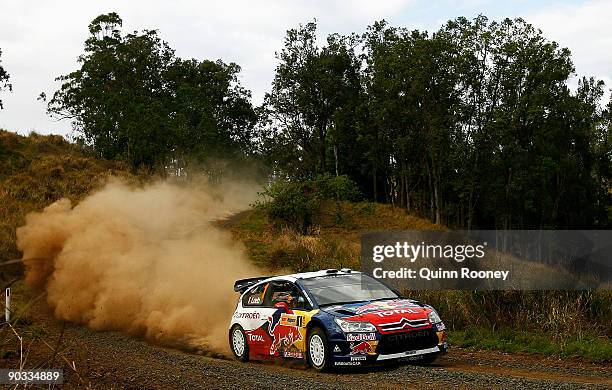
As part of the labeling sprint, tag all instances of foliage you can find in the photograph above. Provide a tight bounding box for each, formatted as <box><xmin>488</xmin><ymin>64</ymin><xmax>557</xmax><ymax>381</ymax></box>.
<box><xmin>0</xmin><ymin>48</ymin><xmax>11</xmax><ymax>109</ymax></box>
<box><xmin>261</xmin><ymin>22</ymin><xmax>363</xmax><ymax>178</ymax></box>
<box><xmin>260</xmin><ymin>17</ymin><xmax>611</xmax><ymax>229</ymax></box>
<box><xmin>256</xmin><ymin>175</ymin><xmax>361</xmax><ymax>232</ymax></box>
<box><xmin>45</xmin><ymin>13</ymin><xmax>256</xmax><ymax>174</ymax></box>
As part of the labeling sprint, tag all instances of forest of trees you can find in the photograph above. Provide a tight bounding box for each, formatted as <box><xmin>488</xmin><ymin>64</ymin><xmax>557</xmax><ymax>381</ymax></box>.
<box><xmin>261</xmin><ymin>17</ymin><xmax>611</xmax><ymax>230</ymax></box>
<box><xmin>2</xmin><ymin>13</ymin><xmax>611</xmax><ymax>230</ymax></box>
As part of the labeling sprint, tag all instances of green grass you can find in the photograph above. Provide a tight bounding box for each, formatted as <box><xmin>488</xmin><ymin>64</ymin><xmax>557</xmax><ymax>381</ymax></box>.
<box><xmin>450</xmin><ymin>327</ymin><xmax>612</xmax><ymax>362</ymax></box>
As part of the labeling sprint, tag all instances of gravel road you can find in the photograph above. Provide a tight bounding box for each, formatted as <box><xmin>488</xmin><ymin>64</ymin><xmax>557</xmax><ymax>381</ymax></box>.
<box><xmin>6</xmin><ymin>318</ymin><xmax>608</xmax><ymax>390</ymax></box>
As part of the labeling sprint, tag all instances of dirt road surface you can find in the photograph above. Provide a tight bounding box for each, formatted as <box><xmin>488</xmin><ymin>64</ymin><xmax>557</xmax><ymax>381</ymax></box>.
<box><xmin>2</xmin><ymin>308</ymin><xmax>610</xmax><ymax>390</ymax></box>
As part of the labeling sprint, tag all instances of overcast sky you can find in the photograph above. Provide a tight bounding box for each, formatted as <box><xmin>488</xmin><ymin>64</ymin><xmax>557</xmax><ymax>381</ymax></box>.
<box><xmin>0</xmin><ymin>0</ymin><xmax>610</xmax><ymax>136</ymax></box>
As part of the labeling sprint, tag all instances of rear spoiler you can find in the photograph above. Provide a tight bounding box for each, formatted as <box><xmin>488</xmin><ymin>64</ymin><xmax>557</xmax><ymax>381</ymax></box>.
<box><xmin>233</xmin><ymin>276</ymin><xmax>271</xmax><ymax>293</ymax></box>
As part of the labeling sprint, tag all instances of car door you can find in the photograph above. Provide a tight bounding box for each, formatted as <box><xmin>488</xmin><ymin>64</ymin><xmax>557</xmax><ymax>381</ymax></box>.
<box><xmin>263</xmin><ymin>280</ymin><xmax>317</xmax><ymax>360</ymax></box>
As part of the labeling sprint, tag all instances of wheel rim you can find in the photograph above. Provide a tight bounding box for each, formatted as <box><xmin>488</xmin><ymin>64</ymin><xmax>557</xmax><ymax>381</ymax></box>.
<box><xmin>232</xmin><ymin>329</ymin><xmax>245</xmax><ymax>357</ymax></box>
<box><xmin>309</xmin><ymin>334</ymin><xmax>325</xmax><ymax>367</ymax></box>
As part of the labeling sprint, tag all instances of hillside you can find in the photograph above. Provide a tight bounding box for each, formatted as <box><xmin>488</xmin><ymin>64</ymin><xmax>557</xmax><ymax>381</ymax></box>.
<box><xmin>0</xmin><ymin>130</ymin><xmax>134</xmax><ymax>266</ymax></box>
<box><xmin>0</xmin><ymin>129</ymin><xmax>610</xmax><ymax>362</ymax></box>
<box><xmin>231</xmin><ymin>202</ymin><xmax>442</xmax><ymax>271</ymax></box>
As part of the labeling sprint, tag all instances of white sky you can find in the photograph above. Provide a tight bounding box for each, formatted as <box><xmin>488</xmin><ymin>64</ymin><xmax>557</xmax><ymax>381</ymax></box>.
<box><xmin>0</xmin><ymin>0</ymin><xmax>610</xmax><ymax>136</ymax></box>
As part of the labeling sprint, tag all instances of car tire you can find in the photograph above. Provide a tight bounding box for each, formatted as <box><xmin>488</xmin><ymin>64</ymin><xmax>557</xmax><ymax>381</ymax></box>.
<box><xmin>307</xmin><ymin>327</ymin><xmax>330</xmax><ymax>371</ymax></box>
<box><xmin>230</xmin><ymin>325</ymin><xmax>249</xmax><ymax>362</ymax></box>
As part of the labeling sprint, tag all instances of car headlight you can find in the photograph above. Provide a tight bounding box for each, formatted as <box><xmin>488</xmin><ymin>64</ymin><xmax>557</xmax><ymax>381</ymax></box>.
<box><xmin>428</xmin><ymin>310</ymin><xmax>442</xmax><ymax>324</ymax></box>
<box><xmin>334</xmin><ymin>318</ymin><xmax>377</xmax><ymax>333</ymax></box>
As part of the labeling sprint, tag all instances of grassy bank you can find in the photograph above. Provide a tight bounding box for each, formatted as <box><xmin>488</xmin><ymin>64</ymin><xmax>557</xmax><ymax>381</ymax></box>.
<box><xmin>450</xmin><ymin>327</ymin><xmax>612</xmax><ymax>362</ymax></box>
<box><xmin>0</xmin><ymin>130</ymin><xmax>134</xmax><ymax>266</ymax></box>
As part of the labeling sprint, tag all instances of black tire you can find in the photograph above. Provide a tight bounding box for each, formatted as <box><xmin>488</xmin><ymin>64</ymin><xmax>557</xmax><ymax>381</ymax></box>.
<box><xmin>229</xmin><ymin>325</ymin><xmax>249</xmax><ymax>362</ymax></box>
<box><xmin>306</xmin><ymin>327</ymin><xmax>331</xmax><ymax>371</ymax></box>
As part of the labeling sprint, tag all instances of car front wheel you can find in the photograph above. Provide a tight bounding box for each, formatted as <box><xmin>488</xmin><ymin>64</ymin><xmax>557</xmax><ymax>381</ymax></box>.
<box><xmin>230</xmin><ymin>325</ymin><xmax>249</xmax><ymax>362</ymax></box>
<box><xmin>307</xmin><ymin>327</ymin><xmax>330</xmax><ymax>371</ymax></box>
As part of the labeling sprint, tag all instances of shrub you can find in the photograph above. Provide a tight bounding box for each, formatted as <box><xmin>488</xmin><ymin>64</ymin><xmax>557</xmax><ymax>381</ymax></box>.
<box><xmin>256</xmin><ymin>175</ymin><xmax>361</xmax><ymax>233</ymax></box>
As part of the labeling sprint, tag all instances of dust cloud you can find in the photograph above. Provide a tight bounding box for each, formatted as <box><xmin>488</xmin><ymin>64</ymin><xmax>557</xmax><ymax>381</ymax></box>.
<box><xmin>16</xmin><ymin>179</ymin><xmax>264</xmax><ymax>354</ymax></box>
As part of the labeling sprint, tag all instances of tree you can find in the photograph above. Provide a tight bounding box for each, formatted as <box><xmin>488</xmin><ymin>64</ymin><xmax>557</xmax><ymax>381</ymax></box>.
<box><xmin>166</xmin><ymin>58</ymin><xmax>256</xmax><ymax>178</ymax></box>
<box><xmin>46</xmin><ymin>13</ymin><xmax>255</xmax><ymax>174</ymax></box>
<box><xmin>0</xmin><ymin>48</ymin><xmax>11</xmax><ymax>109</ymax></box>
<box><xmin>258</xmin><ymin>16</ymin><xmax>610</xmax><ymax>229</ymax></box>
<box><xmin>262</xmin><ymin>21</ymin><xmax>362</xmax><ymax>179</ymax></box>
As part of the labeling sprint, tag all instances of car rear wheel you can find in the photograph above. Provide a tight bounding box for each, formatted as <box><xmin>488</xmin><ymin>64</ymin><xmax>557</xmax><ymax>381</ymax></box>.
<box><xmin>230</xmin><ymin>325</ymin><xmax>249</xmax><ymax>362</ymax></box>
<box><xmin>307</xmin><ymin>327</ymin><xmax>330</xmax><ymax>371</ymax></box>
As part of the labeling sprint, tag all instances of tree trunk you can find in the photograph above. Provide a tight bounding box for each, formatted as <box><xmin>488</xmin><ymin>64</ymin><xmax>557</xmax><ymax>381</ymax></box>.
<box><xmin>432</xmin><ymin>157</ymin><xmax>441</xmax><ymax>225</ymax></box>
<box><xmin>426</xmin><ymin>160</ymin><xmax>434</xmax><ymax>222</ymax></box>
<box><xmin>372</xmin><ymin>166</ymin><xmax>377</xmax><ymax>203</ymax></box>
<box><xmin>333</xmin><ymin>144</ymin><xmax>339</xmax><ymax>177</ymax></box>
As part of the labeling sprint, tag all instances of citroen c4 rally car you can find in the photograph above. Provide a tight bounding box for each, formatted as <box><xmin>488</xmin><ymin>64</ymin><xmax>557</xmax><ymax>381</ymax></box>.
<box><xmin>229</xmin><ymin>269</ymin><xmax>448</xmax><ymax>370</ymax></box>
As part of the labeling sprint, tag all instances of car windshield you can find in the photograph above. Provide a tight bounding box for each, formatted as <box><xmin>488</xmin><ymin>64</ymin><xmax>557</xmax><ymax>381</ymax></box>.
<box><xmin>300</xmin><ymin>274</ymin><xmax>399</xmax><ymax>306</ymax></box>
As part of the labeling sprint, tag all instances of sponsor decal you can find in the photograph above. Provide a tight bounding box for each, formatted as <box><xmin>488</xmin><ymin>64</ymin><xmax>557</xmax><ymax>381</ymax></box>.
<box><xmin>350</xmin><ymin>341</ymin><xmax>374</xmax><ymax>355</ymax></box>
<box><xmin>247</xmin><ymin>334</ymin><xmax>264</xmax><ymax>342</ymax></box>
<box><xmin>385</xmin><ymin>329</ymin><xmax>430</xmax><ymax>344</ymax></box>
<box><xmin>350</xmin><ymin>355</ymin><xmax>367</xmax><ymax>361</ymax></box>
<box><xmin>333</xmin><ymin>345</ymin><xmax>341</xmax><ymax>353</ymax></box>
<box><xmin>374</xmin><ymin>308</ymin><xmax>419</xmax><ymax>317</ymax></box>
<box><xmin>335</xmin><ymin>361</ymin><xmax>361</xmax><ymax>366</ymax></box>
<box><xmin>435</xmin><ymin>322</ymin><xmax>445</xmax><ymax>331</ymax></box>
<box><xmin>355</xmin><ymin>300</ymin><xmax>418</xmax><ymax>314</ymax></box>
<box><xmin>283</xmin><ymin>350</ymin><xmax>303</xmax><ymax>359</ymax></box>
<box><xmin>279</xmin><ymin>314</ymin><xmax>304</xmax><ymax>327</ymax></box>
<box><xmin>268</xmin><ymin>315</ymin><xmax>303</xmax><ymax>355</ymax></box>
<box><xmin>248</xmin><ymin>296</ymin><xmax>261</xmax><ymax>305</ymax></box>
<box><xmin>233</xmin><ymin>312</ymin><xmax>261</xmax><ymax>319</ymax></box>
<box><xmin>346</xmin><ymin>333</ymin><xmax>376</xmax><ymax>342</ymax></box>
<box><xmin>399</xmin><ymin>355</ymin><xmax>423</xmax><ymax>362</ymax></box>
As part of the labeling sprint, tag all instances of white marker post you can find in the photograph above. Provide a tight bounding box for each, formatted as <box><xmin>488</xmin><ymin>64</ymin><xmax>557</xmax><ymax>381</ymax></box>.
<box><xmin>5</xmin><ymin>288</ymin><xmax>10</xmax><ymax>323</ymax></box>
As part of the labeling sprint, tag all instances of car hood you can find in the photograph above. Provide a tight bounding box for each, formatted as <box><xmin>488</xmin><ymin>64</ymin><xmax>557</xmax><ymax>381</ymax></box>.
<box><xmin>321</xmin><ymin>299</ymin><xmax>433</xmax><ymax>331</ymax></box>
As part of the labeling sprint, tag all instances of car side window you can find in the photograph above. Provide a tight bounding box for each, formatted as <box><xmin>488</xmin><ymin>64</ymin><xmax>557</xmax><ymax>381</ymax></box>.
<box><xmin>242</xmin><ymin>283</ymin><xmax>267</xmax><ymax>307</ymax></box>
<box><xmin>264</xmin><ymin>281</ymin><xmax>311</xmax><ymax>311</ymax></box>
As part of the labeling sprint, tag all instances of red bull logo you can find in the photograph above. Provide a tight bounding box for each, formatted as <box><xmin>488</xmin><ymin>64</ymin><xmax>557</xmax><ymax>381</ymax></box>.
<box><xmin>350</xmin><ymin>341</ymin><xmax>373</xmax><ymax>355</ymax></box>
<box><xmin>268</xmin><ymin>316</ymin><xmax>303</xmax><ymax>355</ymax></box>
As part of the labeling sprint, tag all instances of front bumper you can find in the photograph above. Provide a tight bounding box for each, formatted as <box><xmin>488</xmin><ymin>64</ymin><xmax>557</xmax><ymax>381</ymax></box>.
<box><xmin>330</xmin><ymin>342</ymin><xmax>448</xmax><ymax>366</ymax></box>
<box><xmin>329</xmin><ymin>324</ymin><xmax>448</xmax><ymax>366</ymax></box>
<box><xmin>377</xmin><ymin>342</ymin><xmax>448</xmax><ymax>361</ymax></box>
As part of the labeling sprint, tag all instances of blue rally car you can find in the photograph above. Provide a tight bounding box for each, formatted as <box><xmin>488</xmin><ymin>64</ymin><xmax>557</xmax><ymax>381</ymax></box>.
<box><xmin>229</xmin><ymin>269</ymin><xmax>448</xmax><ymax>370</ymax></box>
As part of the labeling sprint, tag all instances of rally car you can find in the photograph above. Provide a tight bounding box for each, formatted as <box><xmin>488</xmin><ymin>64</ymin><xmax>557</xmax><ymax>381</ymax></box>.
<box><xmin>229</xmin><ymin>269</ymin><xmax>448</xmax><ymax>370</ymax></box>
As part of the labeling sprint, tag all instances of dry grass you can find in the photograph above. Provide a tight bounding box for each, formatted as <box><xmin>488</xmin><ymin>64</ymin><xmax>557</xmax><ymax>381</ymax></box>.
<box><xmin>0</xmin><ymin>130</ymin><xmax>135</xmax><ymax>267</ymax></box>
<box><xmin>231</xmin><ymin>201</ymin><xmax>443</xmax><ymax>273</ymax></box>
